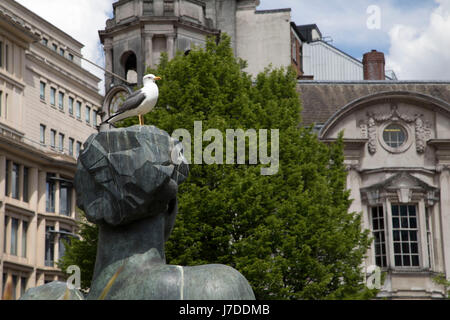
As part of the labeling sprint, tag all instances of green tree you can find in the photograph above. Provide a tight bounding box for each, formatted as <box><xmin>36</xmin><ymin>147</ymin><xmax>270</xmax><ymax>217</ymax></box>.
<box><xmin>58</xmin><ymin>209</ymin><xmax>98</xmax><ymax>291</ymax></box>
<box><xmin>62</xmin><ymin>34</ymin><xmax>374</xmax><ymax>299</ymax></box>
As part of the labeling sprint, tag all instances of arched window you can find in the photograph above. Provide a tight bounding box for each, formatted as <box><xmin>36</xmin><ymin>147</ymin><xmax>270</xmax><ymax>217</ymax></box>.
<box><xmin>121</xmin><ymin>51</ymin><xmax>137</xmax><ymax>84</ymax></box>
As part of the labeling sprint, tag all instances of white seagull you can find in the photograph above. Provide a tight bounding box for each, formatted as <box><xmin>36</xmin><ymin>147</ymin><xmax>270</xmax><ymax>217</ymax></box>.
<box><xmin>105</xmin><ymin>74</ymin><xmax>161</xmax><ymax>126</ymax></box>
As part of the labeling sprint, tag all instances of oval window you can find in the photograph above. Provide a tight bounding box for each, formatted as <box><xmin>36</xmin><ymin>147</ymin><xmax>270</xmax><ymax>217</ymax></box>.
<box><xmin>383</xmin><ymin>124</ymin><xmax>407</xmax><ymax>148</ymax></box>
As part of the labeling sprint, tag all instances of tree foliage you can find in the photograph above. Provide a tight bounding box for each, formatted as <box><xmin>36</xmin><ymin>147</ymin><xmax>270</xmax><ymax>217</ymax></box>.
<box><xmin>62</xmin><ymin>34</ymin><xmax>373</xmax><ymax>299</ymax></box>
<box><xmin>58</xmin><ymin>210</ymin><xmax>98</xmax><ymax>291</ymax></box>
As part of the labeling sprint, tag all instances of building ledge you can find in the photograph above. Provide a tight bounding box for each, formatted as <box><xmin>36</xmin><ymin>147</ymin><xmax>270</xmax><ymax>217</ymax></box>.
<box><xmin>255</xmin><ymin>8</ymin><xmax>292</xmax><ymax>14</ymax></box>
<box><xmin>4</xmin><ymin>202</ymin><xmax>35</xmax><ymax>217</ymax></box>
<box><xmin>428</xmin><ymin>139</ymin><xmax>450</xmax><ymax>149</ymax></box>
<box><xmin>3</xmin><ymin>259</ymin><xmax>35</xmax><ymax>272</ymax></box>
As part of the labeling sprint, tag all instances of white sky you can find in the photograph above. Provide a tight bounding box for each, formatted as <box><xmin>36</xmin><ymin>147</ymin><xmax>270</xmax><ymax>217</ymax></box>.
<box><xmin>15</xmin><ymin>0</ymin><xmax>450</xmax><ymax>93</ymax></box>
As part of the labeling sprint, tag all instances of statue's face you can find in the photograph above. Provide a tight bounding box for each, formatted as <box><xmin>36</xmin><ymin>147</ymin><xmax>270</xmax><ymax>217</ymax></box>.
<box><xmin>74</xmin><ymin>126</ymin><xmax>189</xmax><ymax>227</ymax></box>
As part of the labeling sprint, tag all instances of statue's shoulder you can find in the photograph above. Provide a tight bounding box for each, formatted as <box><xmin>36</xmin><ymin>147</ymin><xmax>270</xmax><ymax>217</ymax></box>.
<box><xmin>136</xmin><ymin>263</ymin><xmax>256</xmax><ymax>300</ymax></box>
<box><xmin>89</xmin><ymin>262</ymin><xmax>255</xmax><ymax>300</ymax></box>
<box><xmin>20</xmin><ymin>281</ymin><xmax>85</xmax><ymax>300</ymax></box>
<box><xmin>182</xmin><ymin>264</ymin><xmax>255</xmax><ymax>300</ymax></box>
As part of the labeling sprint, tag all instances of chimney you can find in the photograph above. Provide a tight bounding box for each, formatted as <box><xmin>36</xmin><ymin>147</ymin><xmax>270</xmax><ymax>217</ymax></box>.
<box><xmin>363</xmin><ymin>50</ymin><xmax>385</xmax><ymax>80</ymax></box>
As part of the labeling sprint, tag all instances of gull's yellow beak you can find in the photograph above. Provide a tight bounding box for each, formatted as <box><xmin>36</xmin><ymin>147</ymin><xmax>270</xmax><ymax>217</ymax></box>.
<box><xmin>154</xmin><ymin>76</ymin><xmax>162</xmax><ymax>81</ymax></box>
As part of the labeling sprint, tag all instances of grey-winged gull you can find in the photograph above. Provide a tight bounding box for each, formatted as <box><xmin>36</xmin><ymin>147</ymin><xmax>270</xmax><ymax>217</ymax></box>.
<box><xmin>104</xmin><ymin>74</ymin><xmax>161</xmax><ymax>125</ymax></box>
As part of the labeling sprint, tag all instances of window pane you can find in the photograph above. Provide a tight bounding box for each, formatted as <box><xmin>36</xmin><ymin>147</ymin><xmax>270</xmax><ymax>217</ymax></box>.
<box><xmin>392</xmin><ymin>205</ymin><xmax>399</xmax><ymax>216</ymax></box>
<box><xmin>69</xmin><ymin>138</ymin><xmax>74</xmax><ymax>156</ymax></box>
<box><xmin>393</xmin><ymin>217</ymin><xmax>399</xmax><ymax>228</ymax></box>
<box><xmin>401</xmin><ymin>217</ymin><xmax>408</xmax><ymax>228</ymax></box>
<box><xmin>20</xmin><ymin>277</ymin><xmax>27</xmax><ymax>297</ymax></box>
<box><xmin>50</xmin><ymin>88</ymin><xmax>56</xmax><ymax>106</ymax></box>
<box><xmin>371</xmin><ymin>206</ymin><xmax>387</xmax><ymax>268</ymax></box>
<box><xmin>372</xmin><ymin>207</ymin><xmax>378</xmax><ymax>217</ymax></box>
<box><xmin>392</xmin><ymin>204</ymin><xmax>420</xmax><ymax>267</ymax></box>
<box><xmin>383</xmin><ymin>124</ymin><xmax>407</xmax><ymax>148</ymax></box>
<box><xmin>86</xmin><ymin>106</ymin><xmax>91</xmax><ymax>123</ymax></box>
<box><xmin>59</xmin><ymin>134</ymin><xmax>64</xmax><ymax>152</ymax></box>
<box><xmin>22</xmin><ymin>221</ymin><xmax>28</xmax><ymax>258</ymax></box>
<box><xmin>93</xmin><ymin>110</ymin><xmax>97</xmax><ymax>126</ymax></box>
<box><xmin>402</xmin><ymin>243</ymin><xmax>410</xmax><ymax>254</ymax></box>
<box><xmin>69</xmin><ymin>97</ymin><xmax>74</xmax><ymax>115</ymax></box>
<box><xmin>400</xmin><ymin>205</ymin><xmax>407</xmax><ymax>216</ymax></box>
<box><xmin>40</xmin><ymin>82</ymin><xmax>45</xmax><ymax>100</ymax></box>
<box><xmin>12</xmin><ymin>275</ymin><xmax>17</xmax><ymax>300</ymax></box>
<box><xmin>403</xmin><ymin>255</ymin><xmax>411</xmax><ymax>266</ymax></box>
<box><xmin>10</xmin><ymin>218</ymin><xmax>18</xmax><ymax>255</ymax></box>
<box><xmin>412</xmin><ymin>255</ymin><xmax>420</xmax><ymax>266</ymax></box>
<box><xmin>76</xmin><ymin>142</ymin><xmax>81</xmax><ymax>158</ymax></box>
<box><xmin>58</xmin><ymin>92</ymin><xmax>64</xmax><ymax>110</ymax></box>
<box><xmin>59</xmin><ymin>181</ymin><xmax>72</xmax><ymax>216</ymax></box>
<box><xmin>58</xmin><ymin>229</ymin><xmax>72</xmax><ymax>261</ymax></box>
<box><xmin>3</xmin><ymin>216</ymin><xmax>7</xmax><ymax>253</ymax></box>
<box><xmin>45</xmin><ymin>226</ymin><xmax>55</xmax><ymax>267</ymax></box>
<box><xmin>375</xmin><ymin>244</ymin><xmax>380</xmax><ymax>255</ymax></box>
<box><xmin>40</xmin><ymin>125</ymin><xmax>46</xmax><ymax>144</ymax></box>
<box><xmin>376</xmin><ymin>257</ymin><xmax>381</xmax><ymax>266</ymax></box>
<box><xmin>409</xmin><ymin>217</ymin><xmax>417</xmax><ymax>228</ymax></box>
<box><xmin>401</xmin><ymin>231</ymin><xmax>409</xmax><ymax>241</ymax></box>
<box><xmin>23</xmin><ymin>167</ymin><xmax>29</xmax><ymax>202</ymax></box>
<box><xmin>11</xmin><ymin>163</ymin><xmax>19</xmax><ymax>199</ymax></box>
<box><xmin>76</xmin><ymin>101</ymin><xmax>81</xmax><ymax>119</ymax></box>
<box><xmin>46</xmin><ymin>174</ymin><xmax>55</xmax><ymax>213</ymax></box>
<box><xmin>50</xmin><ymin>130</ymin><xmax>56</xmax><ymax>148</ymax></box>
<box><xmin>5</xmin><ymin>160</ymin><xmax>9</xmax><ymax>196</ymax></box>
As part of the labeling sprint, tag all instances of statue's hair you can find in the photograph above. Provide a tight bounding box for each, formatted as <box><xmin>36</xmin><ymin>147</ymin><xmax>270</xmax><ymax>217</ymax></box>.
<box><xmin>74</xmin><ymin>126</ymin><xmax>188</xmax><ymax>226</ymax></box>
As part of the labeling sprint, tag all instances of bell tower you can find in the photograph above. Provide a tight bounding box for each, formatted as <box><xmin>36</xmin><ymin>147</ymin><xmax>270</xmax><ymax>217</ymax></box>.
<box><xmin>99</xmin><ymin>0</ymin><xmax>221</xmax><ymax>91</ymax></box>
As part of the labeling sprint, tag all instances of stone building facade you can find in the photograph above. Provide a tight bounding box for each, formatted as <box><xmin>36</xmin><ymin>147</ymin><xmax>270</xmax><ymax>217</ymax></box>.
<box><xmin>298</xmin><ymin>64</ymin><xmax>450</xmax><ymax>297</ymax></box>
<box><xmin>0</xmin><ymin>0</ymin><xmax>102</xmax><ymax>299</ymax></box>
<box><xmin>99</xmin><ymin>0</ymin><xmax>298</xmax><ymax>91</ymax></box>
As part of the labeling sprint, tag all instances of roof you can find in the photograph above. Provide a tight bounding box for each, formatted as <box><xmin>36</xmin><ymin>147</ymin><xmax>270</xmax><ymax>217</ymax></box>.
<box><xmin>3</xmin><ymin>0</ymin><xmax>84</xmax><ymax>49</ymax></box>
<box><xmin>0</xmin><ymin>7</ymin><xmax>39</xmax><ymax>44</ymax></box>
<box><xmin>297</xmin><ymin>81</ymin><xmax>450</xmax><ymax>126</ymax></box>
<box><xmin>290</xmin><ymin>22</ymin><xmax>306</xmax><ymax>42</ymax></box>
<box><xmin>305</xmin><ymin>40</ymin><xmax>363</xmax><ymax>66</ymax></box>
<box><xmin>255</xmin><ymin>8</ymin><xmax>292</xmax><ymax>14</ymax></box>
<box><xmin>296</xmin><ymin>24</ymin><xmax>322</xmax><ymax>43</ymax></box>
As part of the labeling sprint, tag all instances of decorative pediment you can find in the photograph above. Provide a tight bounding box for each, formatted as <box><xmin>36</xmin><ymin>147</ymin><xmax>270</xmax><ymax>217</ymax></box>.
<box><xmin>361</xmin><ymin>172</ymin><xmax>439</xmax><ymax>206</ymax></box>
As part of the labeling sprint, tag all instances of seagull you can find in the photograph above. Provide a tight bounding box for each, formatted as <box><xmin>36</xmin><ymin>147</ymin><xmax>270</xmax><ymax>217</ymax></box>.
<box><xmin>104</xmin><ymin>74</ymin><xmax>161</xmax><ymax>126</ymax></box>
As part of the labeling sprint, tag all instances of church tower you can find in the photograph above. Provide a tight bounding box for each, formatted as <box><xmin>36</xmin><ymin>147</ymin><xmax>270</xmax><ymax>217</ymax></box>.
<box><xmin>98</xmin><ymin>0</ymin><xmax>227</xmax><ymax>91</ymax></box>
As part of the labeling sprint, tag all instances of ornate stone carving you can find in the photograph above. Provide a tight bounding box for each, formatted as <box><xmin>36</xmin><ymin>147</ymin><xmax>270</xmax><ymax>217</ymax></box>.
<box><xmin>361</xmin><ymin>172</ymin><xmax>439</xmax><ymax>207</ymax></box>
<box><xmin>359</xmin><ymin>120</ymin><xmax>368</xmax><ymax>139</ymax></box>
<box><xmin>415</xmin><ymin>116</ymin><xmax>431</xmax><ymax>154</ymax></box>
<box><xmin>361</xmin><ymin>104</ymin><xmax>431</xmax><ymax>154</ymax></box>
<box><xmin>143</xmin><ymin>0</ymin><xmax>153</xmax><ymax>15</ymax></box>
<box><xmin>397</xmin><ymin>188</ymin><xmax>412</xmax><ymax>203</ymax></box>
<box><xmin>367</xmin><ymin>116</ymin><xmax>377</xmax><ymax>154</ymax></box>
